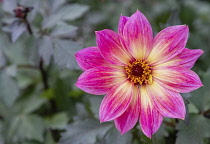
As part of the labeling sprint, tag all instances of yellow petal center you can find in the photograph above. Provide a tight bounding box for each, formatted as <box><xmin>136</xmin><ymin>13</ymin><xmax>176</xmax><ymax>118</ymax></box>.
<box><xmin>125</xmin><ymin>60</ymin><xmax>153</xmax><ymax>85</ymax></box>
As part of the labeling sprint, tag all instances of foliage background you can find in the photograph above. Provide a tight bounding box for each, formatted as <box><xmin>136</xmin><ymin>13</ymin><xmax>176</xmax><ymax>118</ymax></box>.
<box><xmin>0</xmin><ymin>0</ymin><xmax>210</xmax><ymax>144</ymax></box>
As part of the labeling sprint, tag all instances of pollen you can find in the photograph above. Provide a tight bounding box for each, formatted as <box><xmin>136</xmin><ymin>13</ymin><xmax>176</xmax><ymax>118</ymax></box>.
<box><xmin>125</xmin><ymin>60</ymin><xmax>153</xmax><ymax>85</ymax></box>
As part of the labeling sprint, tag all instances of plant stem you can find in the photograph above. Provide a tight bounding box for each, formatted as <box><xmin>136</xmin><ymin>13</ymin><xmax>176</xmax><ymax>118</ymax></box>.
<box><xmin>26</xmin><ymin>19</ymin><xmax>33</xmax><ymax>35</ymax></box>
<box><xmin>39</xmin><ymin>58</ymin><xmax>49</xmax><ymax>89</ymax></box>
<box><xmin>39</xmin><ymin>58</ymin><xmax>60</xmax><ymax>141</ymax></box>
<box><xmin>39</xmin><ymin>58</ymin><xmax>58</xmax><ymax>113</ymax></box>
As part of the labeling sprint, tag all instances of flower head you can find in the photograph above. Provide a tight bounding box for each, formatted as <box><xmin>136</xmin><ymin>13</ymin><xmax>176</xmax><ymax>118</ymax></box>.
<box><xmin>75</xmin><ymin>10</ymin><xmax>203</xmax><ymax>138</ymax></box>
<box><xmin>13</xmin><ymin>5</ymin><xmax>33</xmax><ymax>19</ymax></box>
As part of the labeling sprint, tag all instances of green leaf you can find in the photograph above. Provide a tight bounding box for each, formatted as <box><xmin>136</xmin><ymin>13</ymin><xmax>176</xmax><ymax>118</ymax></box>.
<box><xmin>16</xmin><ymin>68</ymin><xmax>40</xmax><ymax>89</ymax></box>
<box><xmin>74</xmin><ymin>103</ymin><xmax>89</xmax><ymax>120</ymax></box>
<box><xmin>45</xmin><ymin>130</ymin><xmax>56</xmax><ymax>144</ymax></box>
<box><xmin>60</xmin><ymin>4</ymin><xmax>89</xmax><ymax>21</ymax></box>
<box><xmin>42</xmin><ymin>4</ymin><xmax>89</xmax><ymax>29</ymax></box>
<box><xmin>190</xmin><ymin>68</ymin><xmax>210</xmax><ymax>112</ymax></box>
<box><xmin>89</xmin><ymin>95</ymin><xmax>103</xmax><ymax>119</ymax></box>
<box><xmin>176</xmin><ymin>114</ymin><xmax>210</xmax><ymax>144</ymax></box>
<box><xmin>2</xmin><ymin>0</ymin><xmax>17</xmax><ymax>14</ymax></box>
<box><xmin>5</xmin><ymin>65</ymin><xmax>17</xmax><ymax>77</ymax></box>
<box><xmin>4</xmin><ymin>37</ymin><xmax>34</xmax><ymax>65</ymax></box>
<box><xmin>45</xmin><ymin>112</ymin><xmax>69</xmax><ymax>130</ymax></box>
<box><xmin>51</xmin><ymin>0</ymin><xmax>66</xmax><ymax>13</ymax></box>
<box><xmin>153</xmin><ymin>124</ymin><xmax>169</xmax><ymax>144</ymax></box>
<box><xmin>14</xmin><ymin>95</ymin><xmax>47</xmax><ymax>114</ymax></box>
<box><xmin>38</xmin><ymin>36</ymin><xmax>53</xmax><ymax>65</ymax></box>
<box><xmin>40</xmin><ymin>88</ymin><xmax>54</xmax><ymax>99</ymax></box>
<box><xmin>0</xmin><ymin>120</ymin><xmax>4</xmax><ymax>144</ymax></box>
<box><xmin>51</xmin><ymin>22</ymin><xmax>78</xmax><ymax>38</ymax></box>
<box><xmin>0</xmin><ymin>72</ymin><xmax>20</xmax><ymax>107</ymax></box>
<box><xmin>97</xmin><ymin>127</ymin><xmax>132</xmax><ymax>144</ymax></box>
<box><xmin>53</xmin><ymin>39</ymin><xmax>82</xmax><ymax>69</ymax></box>
<box><xmin>52</xmin><ymin>78</ymin><xmax>76</xmax><ymax>113</ymax></box>
<box><xmin>180</xmin><ymin>5</ymin><xmax>196</xmax><ymax>27</ymax></box>
<box><xmin>22</xmin><ymin>141</ymin><xmax>41</xmax><ymax>144</ymax></box>
<box><xmin>0</xmin><ymin>100</ymin><xmax>11</xmax><ymax>118</ymax></box>
<box><xmin>42</xmin><ymin>13</ymin><xmax>62</xmax><ymax>29</ymax></box>
<box><xmin>7</xmin><ymin>114</ymin><xmax>45</xmax><ymax>143</ymax></box>
<box><xmin>10</xmin><ymin>21</ymin><xmax>27</xmax><ymax>42</ymax></box>
<box><xmin>0</xmin><ymin>49</ymin><xmax>6</xmax><ymax>68</ymax></box>
<box><xmin>188</xmin><ymin>103</ymin><xmax>199</xmax><ymax>114</ymax></box>
<box><xmin>58</xmin><ymin>119</ymin><xmax>112</xmax><ymax>144</ymax></box>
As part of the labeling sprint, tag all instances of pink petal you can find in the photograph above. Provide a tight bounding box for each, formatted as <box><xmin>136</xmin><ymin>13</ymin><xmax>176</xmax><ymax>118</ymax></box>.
<box><xmin>114</xmin><ymin>86</ymin><xmax>140</xmax><ymax>134</ymax></box>
<box><xmin>139</xmin><ymin>86</ymin><xmax>163</xmax><ymax>138</ymax></box>
<box><xmin>156</xmin><ymin>48</ymin><xmax>203</xmax><ymax>69</ymax></box>
<box><xmin>118</xmin><ymin>15</ymin><xmax>129</xmax><ymax>36</ymax></box>
<box><xmin>147</xmin><ymin>25</ymin><xmax>189</xmax><ymax>66</ymax></box>
<box><xmin>100</xmin><ymin>81</ymin><xmax>134</xmax><ymax>122</ymax></box>
<box><xmin>76</xmin><ymin>66</ymin><xmax>125</xmax><ymax>95</ymax></box>
<box><xmin>75</xmin><ymin>47</ymin><xmax>110</xmax><ymax>71</ymax></box>
<box><xmin>146</xmin><ymin>81</ymin><xmax>186</xmax><ymax>119</ymax></box>
<box><xmin>96</xmin><ymin>29</ymin><xmax>132</xmax><ymax>66</ymax></box>
<box><xmin>123</xmin><ymin>10</ymin><xmax>153</xmax><ymax>60</ymax></box>
<box><xmin>153</xmin><ymin>66</ymin><xmax>203</xmax><ymax>93</ymax></box>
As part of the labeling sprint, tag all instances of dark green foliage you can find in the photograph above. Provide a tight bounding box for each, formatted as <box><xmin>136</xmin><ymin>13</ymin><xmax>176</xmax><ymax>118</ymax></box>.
<box><xmin>176</xmin><ymin>114</ymin><xmax>210</xmax><ymax>144</ymax></box>
<box><xmin>0</xmin><ymin>0</ymin><xmax>209</xmax><ymax>143</ymax></box>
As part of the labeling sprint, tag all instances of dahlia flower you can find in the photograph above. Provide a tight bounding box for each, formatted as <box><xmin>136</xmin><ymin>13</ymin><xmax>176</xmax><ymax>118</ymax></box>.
<box><xmin>75</xmin><ymin>10</ymin><xmax>203</xmax><ymax>138</ymax></box>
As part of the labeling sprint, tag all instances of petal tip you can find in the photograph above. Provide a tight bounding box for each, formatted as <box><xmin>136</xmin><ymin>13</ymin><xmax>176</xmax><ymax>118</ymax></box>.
<box><xmin>198</xmin><ymin>49</ymin><xmax>204</xmax><ymax>55</ymax></box>
<box><xmin>99</xmin><ymin>113</ymin><xmax>106</xmax><ymax>123</ymax></box>
<box><xmin>133</xmin><ymin>9</ymin><xmax>143</xmax><ymax>17</ymax></box>
<box><xmin>178</xmin><ymin>111</ymin><xmax>186</xmax><ymax>120</ymax></box>
<box><xmin>180</xmin><ymin>117</ymin><xmax>185</xmax><ymax>120</ymax></box>
<box><xmin>197</xmin><ymin>82</ymin><xmax>204</xmax><ymax>88</ymax></box>
<box><xmin>145</xmin><ymin>133</ymin><xmax>152</xmax><ymax>139</ymax></box>
<box><xmin>75</xmin><ymin>53</ymin><xmax>79</xmax><ymax>61</ymax></box>
<box><xmin>75</xmin><ymin>82</ymin><xmax>79</xmax><ymax>88</ymax></box>
<box><xmin>141</xmin><ymin>125</ymin><xmax>153</xmax><ymax>139</ymax></box>
<box><xmin>95</xmin><ymin>29</ymin><xmax>106</xmax><ymax>35</ymax></box>
<box><xmin>95</xmin><ymin>31</ymin><xmax>102</xmax><ymax>35</ymax></box>
<box><xmin>120</xmin><ymin>131</ymin><xmax>126</xmax><ymax>135</ymax></box>
<box><xmin>100</xmin><ymin>116</ymin><xmax>109</xmax><ymax>123</ymax></box>
<box><xmin>118</xmin><ymin>128</ymin><xmax>127</xmax><ymax>135</ymax></box>
<box><xmin>174</xmin><ymin>25</ymin><xmax>189</xmax><ymax>32</ymax></box>
<box><xmin>183</xmin><ymin>25</ymin><xmax>189</xmax><ymax>31</ymax></box>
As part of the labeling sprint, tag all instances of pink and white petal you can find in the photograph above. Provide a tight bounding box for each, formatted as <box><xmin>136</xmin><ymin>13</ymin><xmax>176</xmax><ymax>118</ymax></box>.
<box><xmin>123</xmin><ymin>10</ymin><xmax>153</xmax><ymax>60</ymax></box>
<box><xmin>118</xmin><ymin>15</ymin><xmax>129</xmax><ymax>36</ymax></box>
<box><xmin>100</xmin><ymin>81</ymin><xmax>134</xmax><ymax>122</ymax></box>
<box><xmin>152</xmin><ymin>66</ymin><xmax>203</xmax><ymax>93</ymax></box>
<box><xmin>114</xmin><ymin>86</ymin><xmax>140</xmax><ymax>134</ymax></box>
<box><xmin>139</xmin><ymin>86</ymin><xmax>163</xmax><ymax>138</ymax></box>
<box><xmin>76</xmin><ymin>66</ymin><xmax>126</xmax><ymax>95</ymax></box>
<box><xmin>146</xmin><ymin>81</ymin><xmax>186</xmax><ymax>119</ymax></box>
<box><xmin>75</xmin><ymin>47</ymin><xmax>110</xmax><ymax>71</ymax></box>
<box><xmin>147</xmin><ymin>25</ymin><xmax>189</xmax><ymax>66</ymax></box>
<box><xmin>96</xmin><ymin>29</ymin><xmax>132</xmax><ymax>66</ymax></box>
<box><xmin>155</xmin><ymin>48</ymin><xmax>203</xmax><ymax>69</ymax></box>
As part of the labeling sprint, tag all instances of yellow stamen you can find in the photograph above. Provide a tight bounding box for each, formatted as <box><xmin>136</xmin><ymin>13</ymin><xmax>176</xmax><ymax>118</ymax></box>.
<box><xmin>125</xmin><ymin>60</ymin><xmax>153</xmax><ymax>85</ymax></box>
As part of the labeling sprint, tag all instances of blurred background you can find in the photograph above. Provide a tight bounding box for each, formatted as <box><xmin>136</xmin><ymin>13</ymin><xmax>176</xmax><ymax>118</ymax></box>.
<box><xmin>0</xmin><ymin>0</ymin><xmax>210</xmax><ymax>144</ymax></box>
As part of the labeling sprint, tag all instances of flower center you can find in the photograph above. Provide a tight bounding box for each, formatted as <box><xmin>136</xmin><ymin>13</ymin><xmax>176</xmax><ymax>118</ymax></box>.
<box><xmin>125</xmin><ymin>60</ymin><xmax>153</xmax><ymax>85</ymax></box>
